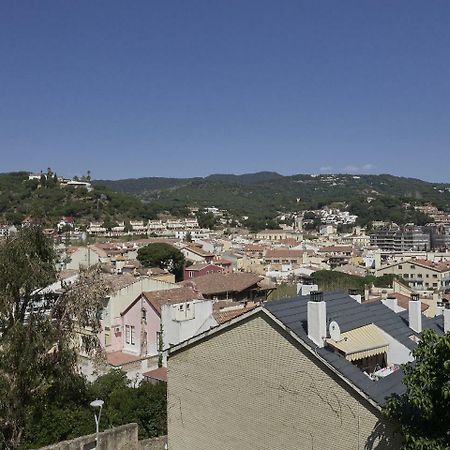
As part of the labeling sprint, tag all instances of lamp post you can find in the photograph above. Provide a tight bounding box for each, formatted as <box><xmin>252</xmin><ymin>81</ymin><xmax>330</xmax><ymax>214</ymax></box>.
<box><xmin>90</xmin><ymin>399</ymin><xmax>104</xmax><ymax>449</ymax></box>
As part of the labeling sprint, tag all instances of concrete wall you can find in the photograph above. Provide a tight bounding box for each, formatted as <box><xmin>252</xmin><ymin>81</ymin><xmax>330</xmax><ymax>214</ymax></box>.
<box><xmin>38</xmin><ymin>423</ymin><xmax>138</xmax><ymax>450</ymax></box>
<box><xmin>168</xmin><ymin>314</ymin><xmax>400</xmax><ymax>450</ymax></box>
<box><xmin>138</xmin><ymin>435</ymin><xmax>167</xmax><ymax>450</ymax></box>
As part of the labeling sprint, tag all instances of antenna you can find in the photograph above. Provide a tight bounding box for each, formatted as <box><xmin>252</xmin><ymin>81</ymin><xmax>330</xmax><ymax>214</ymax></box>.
<box><xmin>329</xmin><ymin>321</ymin><xmax>341</xmax><ymax>342</ymax></box>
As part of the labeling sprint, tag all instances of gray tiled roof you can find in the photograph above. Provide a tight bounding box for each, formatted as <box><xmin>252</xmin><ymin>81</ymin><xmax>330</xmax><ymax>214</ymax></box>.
<box><xmin>265</xmin><ymin>291</ymin><xmax>443</xmax><ymax>407</ymax></box>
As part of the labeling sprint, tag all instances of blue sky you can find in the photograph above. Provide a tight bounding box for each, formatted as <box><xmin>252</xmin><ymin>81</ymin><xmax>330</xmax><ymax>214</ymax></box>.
<box><xmin>1</xmin><ymin>1</ymin><xmax>450</xmax><ymax>181</ymax></box>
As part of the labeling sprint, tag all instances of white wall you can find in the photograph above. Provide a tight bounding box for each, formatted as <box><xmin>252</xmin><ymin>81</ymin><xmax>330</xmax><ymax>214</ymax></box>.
<box><xmin>161</xmin><ymin>300</ymin><xmax>217</xmax><ymax>349</ymax></box>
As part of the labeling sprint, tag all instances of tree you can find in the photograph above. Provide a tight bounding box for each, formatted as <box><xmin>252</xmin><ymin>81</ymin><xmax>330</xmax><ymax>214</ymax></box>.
<box><xmin>196</xmin><ymin>211</ymin><xmax>217</xmax><ymax>229</ymax></box>
<box><xmin>384</xmin><ymin>329</ymin><xmax>450</xmax><ymax>449</ymax></box>
<box><xmin>0</xmin><ymin>227</ymin><xmax>110</xmax><ymax>449</ymax></box>
<box><xmin>137</xmin><ymin>243</ymin><xmax>185</xmax><ymax>281</ymax></box>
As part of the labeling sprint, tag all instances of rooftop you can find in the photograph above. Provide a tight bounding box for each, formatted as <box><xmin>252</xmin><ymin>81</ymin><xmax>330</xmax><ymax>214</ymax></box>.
<box><xmin>180</xmin><ymin>272</ymin><xmax>268</xmax><ymax>296</ymax></box>
<box><xmin>265</xmin><ymin>291</ymin><xmax>442</xmax><ymax>406</ymax></box>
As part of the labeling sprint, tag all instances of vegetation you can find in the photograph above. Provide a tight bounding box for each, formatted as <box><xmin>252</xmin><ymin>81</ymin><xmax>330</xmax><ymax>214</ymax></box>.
<box><xmin>267</xmin><ymin>283</ymin><xmax>297</xmax><ymax>301</ymax></box>
<box><xmin>22</xmin><ymin>370</ymin><xmax>167</xmax><ymax>449</ymax></box>
<box><xmin>95</xmin><ymin>173</ymin><xmax>449</xmax><ymax>227</ymax></box>
<box><xmin>0</xmin><ymin>227</ymin><xmax>109</xmax><ymax>449</ymax></box>
<box><xmin>0</xmin><ymin>172</ymin><xmax>158</xmax><ymax>226</ymax></box>
<box><xmin>0</xmin><ymin>228</ymin><xmax>167</xmax><ymax>449</ymax></box>
<box><xmin>137</xmin><ymin>243</ymin><xmax>185</xmax><ymax>281</ymax></box>
<box><xmin>196</xmin><ymin>210</ymin><xmax>218</xmax><ymax>229</ymax></box>
<box><xmin>384</xmin><ymin>330</ymin><xmax>450</xmax><ymax>449</ymax></box>
<box><xmin>2</xmin><ymin>171</ymin><xmax>447</xmax><ymax>228</ymax></box>
<box><xmin>313</xmin><ymin>270</ymin><xmax>398</xmax><ymax>293</ymax></box>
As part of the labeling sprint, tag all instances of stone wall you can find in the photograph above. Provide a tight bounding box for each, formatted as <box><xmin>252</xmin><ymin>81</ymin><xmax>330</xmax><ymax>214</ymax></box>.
<box><xmin>38</xmin><ymin>423</ymin><xmax>138</xmax><ymax>450</ymax></box>
<box><xmin>138</xmin><ymin>435</ymin><xmax>167</xmax><ymax>450</ymax></box>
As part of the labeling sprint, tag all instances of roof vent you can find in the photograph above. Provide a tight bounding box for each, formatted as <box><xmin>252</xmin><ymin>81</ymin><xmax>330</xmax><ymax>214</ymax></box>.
<box><xmin>410</xmin><ymin>293</ymin><xmax>419</xmax><ymax>302</ymax></box>
<box><xmin>310</xmin><ymin>291</ymin><xmax>323</xmax><ymax>303</ymax></box>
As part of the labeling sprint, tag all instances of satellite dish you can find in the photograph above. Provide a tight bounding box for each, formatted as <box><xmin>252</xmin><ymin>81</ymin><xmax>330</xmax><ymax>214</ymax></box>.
<box><xmin>329</xmin><ymin>321</ymin><xmax>341</xmax><ymax>342</ymax></box>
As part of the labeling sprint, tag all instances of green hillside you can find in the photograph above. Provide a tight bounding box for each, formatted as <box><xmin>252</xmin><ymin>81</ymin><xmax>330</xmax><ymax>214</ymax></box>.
<box><xmin>95</xmin><ymin>172</ymin><xmax>450</xmax><ymax>226</ymax></box>
<box><xmin>3</xmin><ymin>171</ymin><xmax>450</xmax><ymax>228</ymax></box>
<box><xmin>0</xmin><ymin>172</ymin><xmax>158</xmax><ymax>226</ymax></box>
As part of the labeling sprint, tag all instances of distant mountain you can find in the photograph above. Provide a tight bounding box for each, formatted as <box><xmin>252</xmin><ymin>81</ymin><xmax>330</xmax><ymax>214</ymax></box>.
<box><xmin>94</xmin><ymin>172</ymin><xmax>450</xmax><ymax>226</ymax></box>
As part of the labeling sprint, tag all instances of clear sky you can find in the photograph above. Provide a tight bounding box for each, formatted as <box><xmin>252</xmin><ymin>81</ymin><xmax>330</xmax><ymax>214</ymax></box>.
<box><xmin>1</xmin><ymin>1</ymin><xmax>450</xmax><ymax>181</ymax></box>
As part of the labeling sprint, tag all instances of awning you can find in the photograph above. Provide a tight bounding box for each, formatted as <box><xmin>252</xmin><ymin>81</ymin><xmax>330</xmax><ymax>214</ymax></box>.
<box><xmin>326</xmin><ymin>323</ymin><xmax>389</xmax><ymax>362</ymax></box>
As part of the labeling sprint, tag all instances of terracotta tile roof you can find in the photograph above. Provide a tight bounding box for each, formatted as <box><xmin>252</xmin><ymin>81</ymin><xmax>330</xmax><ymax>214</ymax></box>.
<box><xmin>180</xmin><ymin>272</ymin><xmax>266</xmax><ymax>296</ymax></box>
<box><xmin>143</xmin><ymin>367</ymin><xmax>167</xmax><ymax>382</ymax></box>
<box><xmin>102</xmin><ymin>273</ymin><xmax>140</xmax><ymax>292</ymax></box>
<box><xmin>212</xmin><ymin>258</ymin><xmax>232</xmax><ymax>265</ymax></box>
<box><xmin>412</xmin><ymin>259</ymin><xmax>450</xmax><ymax>272</ymax></box>
<box><xmin>213</xmin><ymin>304</ymin><xmax>257</xmax><ymax>324</ymax></box>
<box><xmin>318</xmin><ymin>245</ymin><xmax>353</xmax><ymax>253</ymax></box>
<box><xmin>389</xmin><ymin>293</ymin><xmax>429</xmax><ymax>312</ymax></box>
<box><xmin>265</xmin><ymin>249</ymin><xmax>304</xmax><ymax>259</ymax></box>
<box><xmin>244</xmin><ymin>244</ymin><xmax>265</xmax><ymax>252</ymax></box>
<box><xmin>184</xmin><ymin>245</ymin><xmax>214</xmax><ymax>257</ymax></box>
<box><xmin>106</xmin><ymin>351</ymin><xmax>143</xmax><ymax>367</ymax></box>
<box><xmin>139</xmin><ymin>286</ymin><xmax>203</xmax><ymax>314</ymax></box>
<box><xmin>185</xmin><ymin>263</ymin><xmax>222</xmax><ymax>271</ymax></box>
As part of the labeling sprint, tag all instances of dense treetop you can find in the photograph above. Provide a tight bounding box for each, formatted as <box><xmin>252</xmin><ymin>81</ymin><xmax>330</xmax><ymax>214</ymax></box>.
<box><xmin>2</xmin><ymin>171</ymin><xmax>449</xmax><ymax>227</ymax></box>
<box><xmin>0</xmin><ymin>172</ymin><xmax>158</xmax><ymax>226</ymax></box>
<box><xmin>96</xmin><ymin>172</ymin><xmax>449</xmax><ymax>226</ymax></box>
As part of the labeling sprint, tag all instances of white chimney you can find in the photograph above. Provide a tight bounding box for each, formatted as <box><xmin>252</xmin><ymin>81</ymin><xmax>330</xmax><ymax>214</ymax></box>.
<box><xmin>444</xmin><ymin>307</ymin><xmax>450</xmax><ymax>334</ymax></box>
<box><xmin>409</xmin><ymin>294</ymin><xmax>422</xmax><ymax>334</ymax></box>
<box><xmin>307</xmin><ymin>292</ymin><xmax>327</xmax><ymax>347</ymax></box>
<box><xmin>383</xmin><ymin>296</ymin><xmax>398</xmax><ymax>312</ymax></box>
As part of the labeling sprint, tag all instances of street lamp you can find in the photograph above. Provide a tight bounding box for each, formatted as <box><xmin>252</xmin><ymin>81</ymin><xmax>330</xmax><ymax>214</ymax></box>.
<box><xmin>90</xmin><ymin>399</ymin><xmax>104</xmax><ymax>449</ymax></box>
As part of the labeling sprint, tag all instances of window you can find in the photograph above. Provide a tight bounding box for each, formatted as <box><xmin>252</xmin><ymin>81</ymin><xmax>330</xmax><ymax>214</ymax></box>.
<box><xmin>410</xmin><ymin>265</ymin><xmax>415</xmax><ymax>269</ymax></box>
<box><xmin>142</xmin><ymin>308</ymin><xmax>147</xmax><ymax>321</ymax></box>
<box><xmin>398</xmin><ymin>265</ymin><xmax>402</xmax><ymax>269</ymax></box>
<box><xmin>125</xmin><ymin>325</ymin><xmax>130</xmax><ymax>344</ymax></box>
<box><xmin>403</xmin><ymin>274</ymin><xmax>409</xmax><ymax>278</ymax></box>
<box><xmin>130</xmin><ymin>326</ymin><xmax>136</xmax><ymax>345</ymax></box>
<box><xmin>418</xmin><ymin>274</ymin><xmax>422</xmax><ymax>278</ymax></box>
<box><xmin>433</xmin><ymin>274</ymin><xmax>438</xmax><ymax>278</ymax></box>
<box><xmin>156</xmin><ymin>331</ymin><xmax>161</xmax><ymax>349</ymax></box>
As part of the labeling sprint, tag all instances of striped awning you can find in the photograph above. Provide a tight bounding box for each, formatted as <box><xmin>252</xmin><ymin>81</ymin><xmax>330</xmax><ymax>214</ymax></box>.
<box><xmin>326</xmin><ymin>323</ymin><xmax>389</xmax><ymax>362</ymax></box>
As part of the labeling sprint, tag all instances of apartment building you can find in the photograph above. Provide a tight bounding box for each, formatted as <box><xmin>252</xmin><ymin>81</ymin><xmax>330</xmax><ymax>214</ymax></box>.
<box><xmin>370</xmin><ymin>226</ymin><xmax>430</xmax><ymax>252</ymax></box>
<box><xmin>377</xmin><ymin>259</ymin><xmax>450</xmax><ymax>291</ymax></box>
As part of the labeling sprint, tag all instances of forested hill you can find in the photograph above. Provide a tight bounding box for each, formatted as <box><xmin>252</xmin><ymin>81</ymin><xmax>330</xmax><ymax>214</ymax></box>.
<box><xmin>0</xmin><ymin>172</ymin><xmax>159</xmax><ymax>225</ymax></box>
<box><xmin>94</xmin><ymin>173</ymin><xmax>450</xmax><ymax>226</ymax></box>
<box><xmin>3</xmin><ymin>171</ymin><xmax>450</xmax><ymax>228</ymax></box>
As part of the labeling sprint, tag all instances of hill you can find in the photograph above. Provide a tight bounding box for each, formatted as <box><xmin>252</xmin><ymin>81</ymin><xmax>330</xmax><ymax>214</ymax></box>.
<box><xmin>0</xmin><ymin>172</ymin><xmax>159</xmax><ymax>226</ymax></box>
<box><xmin>94</xmin><ymin>172</ymin><xmax>450</xmax><ymax>226</ymax></box>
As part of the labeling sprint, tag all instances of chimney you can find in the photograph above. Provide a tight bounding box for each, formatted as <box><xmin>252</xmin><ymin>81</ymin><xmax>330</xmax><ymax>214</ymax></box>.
<box><xmin>383</xmin><ymin>295</ymin><xmax>398</xmax><ymax>312</ymax></box>
<box><xmin>444</xmin><ymin>304</ymin><xmax>450</xmax><ymax>333</ymax></box>
<box><xmin>409</xmin><ymin>293</ymin><xmax>422</xmax><ymax>334</ymax></box>
<box><xmin>307</xmin><ymin>291</ymin><xmax>326</xmax><ymax>347</ymax></box>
